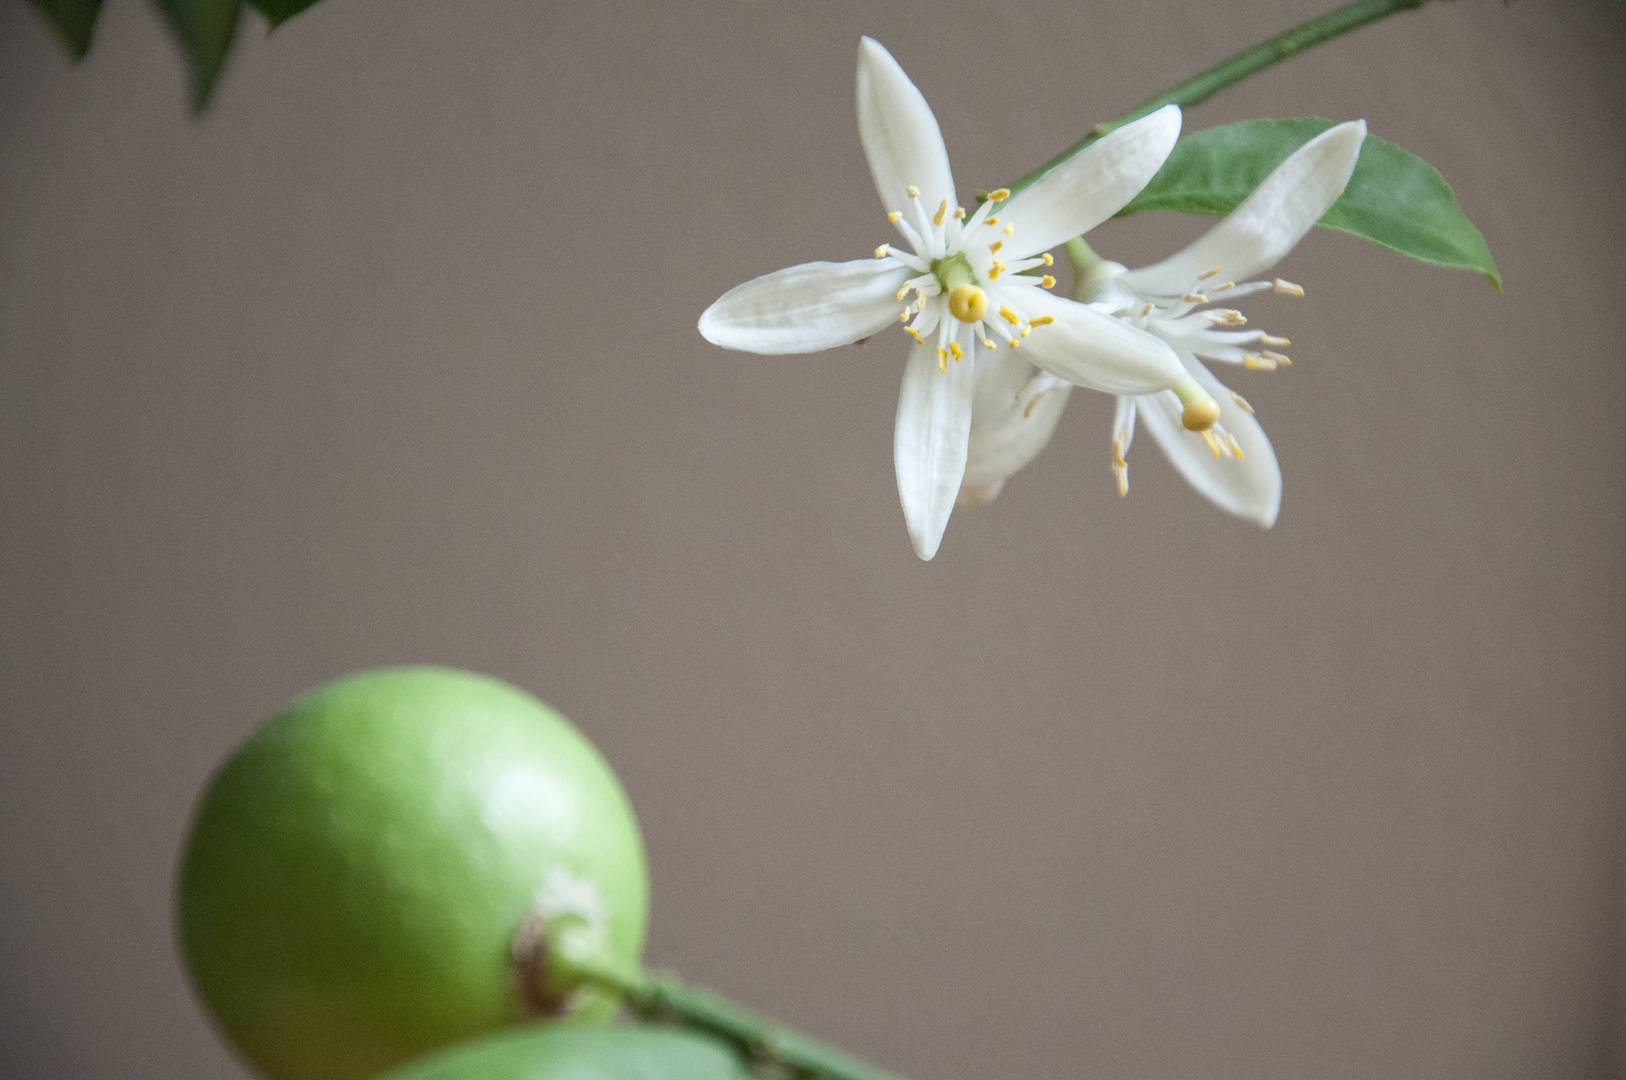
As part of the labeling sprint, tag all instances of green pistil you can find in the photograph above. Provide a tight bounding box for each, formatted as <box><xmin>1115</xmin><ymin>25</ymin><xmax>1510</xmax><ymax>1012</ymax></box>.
<box><xmin>931</xmin><ymin>252</ymin><xmax>976</xmax><ymax>294</ymax></box>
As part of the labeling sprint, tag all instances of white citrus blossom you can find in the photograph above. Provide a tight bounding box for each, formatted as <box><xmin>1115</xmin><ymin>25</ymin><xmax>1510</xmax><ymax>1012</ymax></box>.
<box><xmin>698</xmin><ymin>37</ymin><xmax>1213</xmax><ymax>560</ymax></box>
<box><xmin>960</xmin><ymin>120</ymin><xmax>1369</xmax><ymax>527</ymax></box>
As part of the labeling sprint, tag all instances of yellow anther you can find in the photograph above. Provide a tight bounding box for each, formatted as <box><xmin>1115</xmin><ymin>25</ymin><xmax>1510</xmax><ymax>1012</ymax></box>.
<box><xmin>949</xmin><ymin>341</ymin><xmax>963</xmax><ymax>360</ymax></box>
<box><xmin>1008</xmin><ymin>337</ymin><xmax>1021</xmax><ymax>348</ymax></box>
<box><xmin>988</xmin><ymin>188</ymin><xmax>1011</xmax><ymax>201</ymax></box>
<box><xmin>1243</xmin><ymin>353</ymin><xmax>1277</xmax><ymax>370</ymax></box>
<box><xmin>906</xmin><ymin>185</ymin><xmax>920</xmax><ymax>198</ymax></box>
<box><xmin>1198</xmin><ymin>265</ymin><xmax>1223</xmax><ymax>280</ymax></box>
<box><xmin>1273</xmin><ymin>278</ymin><xmax>1305</xmax><ymax>296</ymax></box>
<box><xmin>999</xmin><ymin>306</ymin><xmax>1019</xmax><ymax>325</ymax></box>
<box><xmin>906</xmin><ymin>327</ymin><xmax>925</xmax><ymax>343</ymax></box>
<box><xmin>1210</xmin><ymin>280</ymin><xmax>1235</xmax><ymax>292</ymax></box>
<box><xmin>1261</xmin><ymin>334</ymin><xmax>1290</xmax><ymax>347</ymax></box>
<box><xmin>986</xmin><ymin>216</ymin><xmax>1000</xmax><ymax>225</ymax></box>
<box><xmin>982</xmin><ymin>338</ymin><xmax>996</xmax><ymax>349</ymax></box>
<box><xmin>937</xmin><ymin>346</ymin><xmax>948</xmax><ymax>372</ymax></box>
<box><xmin>1004</xmin><ymin>223</ymin><xmax>1014</xmax><ymax>235</ymax></box>
<box><xmin>1020</xmin><ymin>324</ymin><xmax>1031</xmax><ymax>338</ymax></box>
<box><xmin>1140</xmin><ymin>303</ymin><xmax>1154</xmax><ymax>317</ymax></box>
<box><xmin>988</xmin><ymin>260</ymin><xmax>1006</xmax><ymax>280</ymax></box>
<box><xmin>917</xmin><ymin>295</ymin><xmax>926</xmax><ymax>311</ymax></box>
<box><xmin>1030</xmin><ymin>315</ymin><xmax>1054</xmax><ymax>326</ymax></box>
<box><xmin>1041</xmin><ymin>253</ymin><xmax>1054</xmax><ymax>266</ymax></box>
<box><xmin>1204</xmin><ymin>309</ymin><xmax>1247</xmax><ymax>326</ymax></box>
<box><xmin>989</xmin><ymin>240</ymin><xmax>1003</xmax><ymax>254</ymax></box>
<box><xmin>1184</xmin><ymin>293</ymin><xmax>1208</xmax><ymax>304</ymax></box>
<box><xmin>948</xmin><ymin>284</ymin><xmax>988</xmax><ymax>323</ymax></box>
<box><xmin>899</xmin><ymin>309</ymin><xmax>910</xmax><ymax>322</ymax></box>
<box><xmin>896</xmin><ymin>286</ymin><xmax>910</xmax><ymax>302</ymax></box>
<box><xmin>887</xmin><ymin>211</ymin><xmax>902</xmax><ymax>222</ymax></box>
<box><xmin>1201</xmin><ymin>429</ymin><xmax>1223</xmax><ymax>458</ymax></box>
<box><xmin>934</xmin><ymin>199</ymin><xmax>949</xmax><ymax>226</ymax></box>
<box><xmin>875</xmin><ymin>246</ymin><xmax>890</xmax><ymax>258</ymax></box>
<box><xmin>1227</xmin><ymin>432</ymin><xmax>1245</xmax><ymax>459</ymax></box>
<box><xmin>1023</xmin><ymin>391</ymin><xmax>1044</xmax><ymax>418</ymax></box>
<box><xmin>1230</xmin><ymin>391</ymin><xmax>1255</xmax><ymax>414</ymax></box>
<box><xmin>954</xmin><ymin>206</ymin><xmax>966</xmax><ymax>219</ymax></box>
<box><xmin>1260</xmin><ymin>350</ymin><xmax>1292</xmax><ymax>366</ymax></box>
<box><xmin>1041</xmin><ymin>275</ymin><xmax>1056</xmax><ymax>289</ymax></box>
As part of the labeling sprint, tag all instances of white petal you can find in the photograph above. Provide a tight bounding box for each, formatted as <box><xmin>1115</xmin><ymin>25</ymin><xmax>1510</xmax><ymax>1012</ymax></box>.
<box><xmin>1123</xmin><ymin>120</ymin><xmax>1367</xmax><ymax>298</ymax></box>
<box><xmin>894</xmin><ymin>341</ymin><xmax>975</xmax><ymax>560</ymax></box>
<box><xmin>698</xmin><ymin>259</ymin><xmax>910</xmax><ymax>354</ymax></box>
<box><xmin>998</xmin><ymin>105</ymin><xmax>1182</xmax><ymax>259</ymax></box>
<box><xmin>1014</xmin><ymin>290</ymin><xmax>1187</xmax><ymax>396</ymax></box>
<box><xmin>960</xmin><ymin>352</ymin><xmax>1072</xmax><ymax>504</ymax></box>
<box><xmin>856</xmin><ymin>38</ymin><xmax>956</xmax><ymax>220</ymax></box>
<box><xmin>1136</xmin><ymin>354</ymin><xmax>1281</xmax><ymax>527</ymax></box>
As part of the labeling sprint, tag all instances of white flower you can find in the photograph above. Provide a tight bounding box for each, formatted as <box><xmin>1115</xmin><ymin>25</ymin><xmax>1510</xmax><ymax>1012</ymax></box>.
<box><xmin>960</xmin><ymin>120</ymin><xmax>1369</xmax><ymax>527</ymax></box>
<box><xmin>698</xmin><ymin>37</ymin><xmax>1199</xmax><ymax>560</ymax></box>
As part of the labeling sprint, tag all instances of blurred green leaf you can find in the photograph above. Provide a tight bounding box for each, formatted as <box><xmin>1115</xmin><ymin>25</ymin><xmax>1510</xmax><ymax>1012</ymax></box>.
<box><xmin>31</xmin><ymin>0</ymin><xmax>103</xmax><ymax>60</ymax></box>
<box><xmin>1120</xmin><ymin>117</ymin><xmax>1501</xmax><ymax>292</ymax></box>
<box><xmin>246</xmin><ymin>0</ymin><xmax>321</xmax><ymax>30</ymax></box>
<box><xmin>153</xmin><ymin>0</ymin><xmax>244</xmax><ymax>112</ymax></box>
<box><xmin>378</xmin><ymin>1025</ymin><xmax>756</xmax><ymax>1080</ymax></box>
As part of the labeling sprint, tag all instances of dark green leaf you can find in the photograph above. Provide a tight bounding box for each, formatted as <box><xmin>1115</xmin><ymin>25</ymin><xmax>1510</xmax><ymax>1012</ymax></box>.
<box><xmin>31</xmin><ymin>0</ymin><xmax>103</xmax><ymax>60</ymax></box>
<box><xmin>153</xmin><ymin>0</ymin><xmax>244</xmax><ymax>112</ymax></box>
<box><xmin>377</xmin><ymin>1024</ymin><xmax>756</xmax><ymax>1080</ymax></box>
<box><xmin>1120</xmin><ymin>118</ymin><xmax>1501</xmax><ymax>292</ymax></box>
<box><xmin>246</xmin><ymin>0</ymin><xmax>322</xmax><ymax>30</ymax></box>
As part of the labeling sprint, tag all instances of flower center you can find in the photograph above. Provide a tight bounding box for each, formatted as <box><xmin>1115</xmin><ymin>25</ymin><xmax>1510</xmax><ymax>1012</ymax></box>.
<box><xmin>931</xmin><ymin>253</ymin><xmax>985</xmax><ymax>323</ymax></box>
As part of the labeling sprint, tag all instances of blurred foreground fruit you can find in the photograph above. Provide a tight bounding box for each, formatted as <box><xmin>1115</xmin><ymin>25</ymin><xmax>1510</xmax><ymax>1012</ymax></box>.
<box><xmin>377</xmin><ymin>1024</ymin><xmax>754</xmax><ymax>1080</ymax></box>
<box><xmin>178</xmin><ymin>667</ymin><xmax>649</xmax><ymax>1080</ymax></box>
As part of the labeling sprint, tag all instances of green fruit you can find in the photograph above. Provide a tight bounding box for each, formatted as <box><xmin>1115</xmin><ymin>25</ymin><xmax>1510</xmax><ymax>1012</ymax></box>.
<box><xmin>377</xmin><ymin>1024</ymin><xmax>754</xmax><ymax>1080</ymax></box>
<box><xmin>178</xmin><ymin>667</ymin><xmax>649</xmax><ymax>1080</ymax></box>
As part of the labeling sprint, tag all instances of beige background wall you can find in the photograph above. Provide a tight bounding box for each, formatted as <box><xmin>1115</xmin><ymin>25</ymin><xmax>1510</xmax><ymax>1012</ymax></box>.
<box><xmin>2</xmin><ymin>1</ymin><xmax>1623</xmax><ymax>1077</ymax></box>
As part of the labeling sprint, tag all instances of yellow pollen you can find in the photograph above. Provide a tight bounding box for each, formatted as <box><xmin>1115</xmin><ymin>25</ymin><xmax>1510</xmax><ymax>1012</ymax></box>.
<box><xmin>1042</xmin><ymin>253</ymin><xmax>1054</xmax><ymax>266</ymax></box>
<box><xmin>1182</xmin><ymin>398</ymin><xmax>1222</xmax><ymax>432</ymax></box>
<box><xmin>906</xmin><ymin>185</ymin><xmax>920</xmax><ymax>198</ymax></box>
<box><xmin>937</xmin><ymin>346</ymin><xmax>948</xmax><ymax>372</ymax></box>
<box><xmin>948</xmin><ymin>284</ymin><xmax>988</xmax><ymax>323</ymax></box>
<box><xmin>1004</xmin><ymin>223</ymin><xmax>1014</xmax><ymax>235</ymax></box>
<box><xmin>989</xmin><ymin>240</ymin><xmax>1003</xmax><ymax>253</ymax></box>
<box><xmin>1008</xmin><ymin>338</ymin><xmax>1021</xmax><ymax>348</ymax></box>
<box><xmin>988</xmin><ymin>260</ymin><xmax>1007</xmax><ymax>279</ymax></box>
<box><xmin>953</xmin><ymin>206</ymin><xmax>966</xmax><ymax>219</ymax></box>
<box><xmin>999</xmin><ymin>306</ymin><xmax>1019</xmax><ymax>325</ymax></box>
<box><xmin>1273</xmin><ymin>278</ymin><xmax>1305</xmax><ymax>296</ymax></box>
<box><xmin>906</xmin><ymin>327</ymin><xmax>924</xmax><ymax>343</ymax></box>
<box><xmin>887</xmin><ymin>211</ymin><xmax>902</xmax><ymax>222</ymax></box>
<box><xmin>934</xmin><ymin>199</ymin><xmax>949</xmax><ymax>226</ymax></box>
<box><xmin>1041</xmin><ymin>275</ymin><xmax>1056</xmax><ymax>289</ymax></box>
<box><xmin>1020</xmin><ymin>324</ymin><xmax>1031</xmax><ymax>338</ymax></box>
<box><xmin>1184</xmin><ymin>293</ymin><xmax>1208</xmax><ymax>303</ymax></box>
<box><xmin>949</xmin><ymin>341</ymin><xmax>964</xmax><ymax>360</ymax></box>
<box><xmin>988</xmin><ymin>188</ymin><xmax>1011</xmax><ymax>201</ymax></box>
<box><xmin>1261</xmin><ymin>350</ymin><xmax>1292</xmax><ymax>365</ymax></box>
<box><xmin>1230</xmin><ymin>391</ymin><xmax>1255</xmax><ymax>414</ymax></box>
<box><xmin>986</xmin><ymin>216</ymin><xmax>999</xmax><ymax>225</ymax></box>
<box><xmin>1198</xmin><ymin>266</ymin><xmax>1223</xmax><ymax>280</ymax></box>
<box><xmin>1030</xmin><ymin>315</ymin><xmax>1054</xmax><ymax>326</ymax></box>
<box><xmin>875</xmin><ymin>246</ymin><xmax>890</xmax><ymax>258</ymax></box>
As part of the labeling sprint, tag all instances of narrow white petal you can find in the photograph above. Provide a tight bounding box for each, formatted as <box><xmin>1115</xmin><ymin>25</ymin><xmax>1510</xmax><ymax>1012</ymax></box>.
<box><xmin>1123</xmin><ymin>120</ymin><xmax>1367</xmax><ymax>298</ymax></box>
<box><xmin>894</xmin><ymin>341</ymin><xmax>975</xmax><ymax>560</ymax></box>
<box><xmin>998</xmin><ymin>105</ymin><xmax>1182</xmax><ymax>259</ymax></box>
<box><xmin>1137</xmin><ymin>354</ymin><xmax>1281</xmax><ymax>527</ymax></box>
<box><xmin>1015</xmin><ymin>290</ymin><xmax>1186</xmax><ymax>396</ymax></box>
<box><xmin>698</xmin><ymin>259</ymin><xmax>910</xmax><ymax>354</ymax></box>
<box><xmin>960</xmin><ymin>351</ymin><xmax>1072</xmax><ymax>504</ymax></box>
<box><xmin>856</xmin><ymin>38</ymin><xmax>956</xmax><ymax>220</ymax></box>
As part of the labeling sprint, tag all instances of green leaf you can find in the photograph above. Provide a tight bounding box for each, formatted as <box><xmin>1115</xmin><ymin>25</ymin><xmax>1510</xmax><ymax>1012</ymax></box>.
<box><xmin>31</xmin><ymin>0</ymin><xmax>103</xmax><ymax>60</ymax></box>
<box><xmin>1120</xmin><ymin>118</ymin><xmax>1501</xmax><ymax>292</ymax></box>
<box><xmin>245</xmin><ymin>0</ymin><xmax>322</xmax><ymax>30</ymax></box>
<box><xmin>153</xmin><ymin>0</ymin><xmax>244</xmax><ymax>113</ymax></box>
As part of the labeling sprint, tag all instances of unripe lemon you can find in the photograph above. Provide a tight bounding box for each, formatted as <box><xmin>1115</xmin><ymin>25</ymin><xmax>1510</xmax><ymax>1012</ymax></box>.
<box><xmin>377</xmin><ymin>1024</ymin><xmax>753</xmax><ymax>1080</ymax></box>
<box><xmin>178</xmin><ymin>667</ymin><xmax>649</xmax><ymax>1080</ymax></box>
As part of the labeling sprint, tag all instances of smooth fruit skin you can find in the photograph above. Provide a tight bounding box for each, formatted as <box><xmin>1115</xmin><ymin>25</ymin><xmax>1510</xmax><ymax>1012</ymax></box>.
<box><xmin>377</xmin><ymin>1024</ymin><xmax>755</xmax><ymax>1080</ymax></box>
<box><xmin>178</xmin><ymin>667</ymin><xmax>649</xmax><ymax>1080</ymax></box>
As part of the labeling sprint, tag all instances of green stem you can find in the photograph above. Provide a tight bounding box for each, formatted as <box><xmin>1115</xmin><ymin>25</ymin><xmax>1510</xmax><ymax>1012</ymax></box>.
<box><xmin>1000</xmin><ymin>0</ymin><xmax>1437</xmax><ymax>201</ymax></box>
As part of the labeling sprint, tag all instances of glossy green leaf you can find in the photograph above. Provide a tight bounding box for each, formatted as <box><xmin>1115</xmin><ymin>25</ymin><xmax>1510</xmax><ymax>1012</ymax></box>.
<box><xmin>31</xmin><ymin>0</ymin><xmax>103</xmax><ymax>60</ymax></box>
<box><xmin>246</xmin><ymin>0</ymin><xmax>322</xmax><ymax>30</ymax></box>
<box><xmin>153</xmin><ymin>0</ymin><xmax>243</xmax><ymax>112</ymax></box>
<box><xmin>378</xmin><ymin>1025</ymin><xmax>756</xmax><ymax>1080</ymax></box>
<box><xmin>1120</xmin><ymin>118</ymin><xmax>1500</xmax><ymax>292</ymax></box>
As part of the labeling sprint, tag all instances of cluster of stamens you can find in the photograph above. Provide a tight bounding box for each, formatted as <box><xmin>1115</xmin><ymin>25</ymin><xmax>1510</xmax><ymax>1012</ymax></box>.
<box><xmin>874</xmin><ymin>185</ymin><xmax>1058</xmax><ymax>373</ymax></box>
